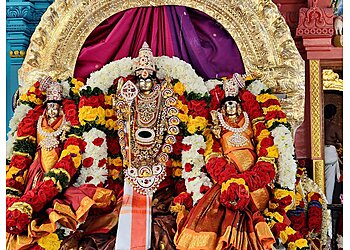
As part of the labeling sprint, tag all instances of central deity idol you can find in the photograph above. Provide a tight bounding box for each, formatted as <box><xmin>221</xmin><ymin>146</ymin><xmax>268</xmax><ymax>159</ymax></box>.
<box><xmin>113</xmin><ymin>42</ymin><xmax>179</xmax><ymax>195</ymax></box>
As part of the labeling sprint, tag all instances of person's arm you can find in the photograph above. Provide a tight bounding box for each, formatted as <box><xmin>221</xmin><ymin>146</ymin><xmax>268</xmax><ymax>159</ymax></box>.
<box><xmin>335</xmin><ymin>125</ymin><xmax>343</xmax><ymax>144</ymax></box>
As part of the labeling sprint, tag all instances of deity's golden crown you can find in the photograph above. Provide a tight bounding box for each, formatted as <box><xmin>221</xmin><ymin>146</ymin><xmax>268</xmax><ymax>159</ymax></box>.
<box><xmin>40</xmin><ymin>76</ymin><xmax>62</xmax><ymax>102</ymax></box>
<box><xmin>134</xmin><ymin>42</ymin><xmax>156</xmax><ymax>78</ymax></box>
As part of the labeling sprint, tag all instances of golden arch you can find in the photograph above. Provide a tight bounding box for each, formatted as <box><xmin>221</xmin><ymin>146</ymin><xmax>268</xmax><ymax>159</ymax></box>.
<box><xmin>18</xmin><ymin>0</ymin><xmax>305</xmax><ymax>129</ymax></box>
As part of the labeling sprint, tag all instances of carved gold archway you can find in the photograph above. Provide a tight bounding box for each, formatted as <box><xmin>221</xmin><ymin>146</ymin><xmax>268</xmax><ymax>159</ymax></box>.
<box><xmin>18</xmin><ymin>0</ymin><xmax>305</xmax><ymax>130</ymax></box>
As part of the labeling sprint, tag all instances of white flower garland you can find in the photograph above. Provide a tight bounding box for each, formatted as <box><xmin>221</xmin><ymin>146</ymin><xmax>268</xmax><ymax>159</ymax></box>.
<box><xmin>182</xmin><ymin>134</ymin><xmax>213</xmax><ymax>204</ymax></box>
<box><xmin>74</xmin><ymin>128</ymin><xmax>108</xmax><ymax>187</ymax></box>
<box><xmin>247</xmin><ymin>79</ymin><xmax>268</xmax><ymax>96</ymax></box>
<box><xmin>271</xmin><ymin>125</ymin><xmax>298</xmax><ymax>189</ymax></box>
<box><xmin>86</xmin><ymin>56</ymin><xmax>206</xmax><ymax>95</ymax></box>
<box><xmin>61</xmin><ymin>80</ymin><xmax>71</xmax><ymax>98</ymax></box>
<box><xmin>204</xmin><ymin>79</ymin><xmax>222</xmax><ymax>92</ymax></box>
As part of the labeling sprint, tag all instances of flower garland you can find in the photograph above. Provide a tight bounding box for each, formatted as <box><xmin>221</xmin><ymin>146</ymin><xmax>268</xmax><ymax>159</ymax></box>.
<box><xmin>171</xmin><ymin>78</ymin><xmax>213</xmax><ymax>207</ymax></box>
<box><xmin>181</xmin><ymin>135</ymin><xmax>212</xmax><ymax>204</ymax></box>
<box><xmin>244</xmin><ymin>80</ymin><xmax>309</xmax><ymax>249</ymax></box>
<box><xmin>6</xmin><ymin>105</ymin><xmax>44</xmax><ymax>202</ymax></box>
<box><xmin>86</xmin><ymin>56</ymin><xmax>207</xmax><ymax>95</ymax></box>
<box><xmin>74</xmin><ymin>128</ymin><xmax>108</xmax><ymax>187</ymax></box>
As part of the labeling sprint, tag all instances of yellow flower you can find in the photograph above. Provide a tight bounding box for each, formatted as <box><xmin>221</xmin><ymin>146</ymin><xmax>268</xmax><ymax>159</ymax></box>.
<box><xmin>28</xmin><ymin>94</ymin><xmax>37</xmax><ymax>103</ymax></box>
<box><xmin>266</xmin><ymin>118</ymin><xmax>287</xmax><ymax>128</ymax></box>
<box><xmin>72</xmin><ymin>154</ymin><xmax>82</xmax><ymax>168</ymax></box>
<box><xmin>178</xmin><ymin>113</ymin><xmax>189</xmax><ymax>123</ymax></box>
<box><xmin>221</xmin><ymin>178</ymin><xmax>247</xmax><ymax>192</ymax></box>
<box><xmin>71</xmin><ymin>78</ymin><xmax>84</xmax><ymax>94</ymax></box>
<box><xmin>66</xmin><ymin>145</ymin><xmax>80</xmax><ymax>155</ymax></box>
<box><xmin>37</xmin><ymin>233</ymin><xmax>62</xmax><ymax>250</ymax></box>
<box><xmin>174</xmin><ymin>82</ymin><xmax>186</xmax><ymax>96</ymax></box>
<box><xmin>173</xmin><ymin>168</ymin><xmax>182</xmax><ymax>177</ymax></box>
<box><xmin>109</xmin><ymin>169</ymin><xmax>120</xmax><ymax>180</ymax></box>
<box><xmin>6</xmin><ymin>165</ymin><xmax>9</xmax><ymax>172</ymax></box>
<box><xmin>267</xmin><ymin>146</ymin><xmax>279</xmax><ymax>158</ymax></box>
<box><xmin>112</xmin><ymin>157</ymin><xmax>122</xmax><ymax>166</ymax></box>
<box><xmin>263</xmin><ymin>105</ymin><xmax>281</xmax><ymax>114</ymax></box>
<box><xmin>287</xmin><ymin>242</ymin><xmax>297</xmax><ymax>250</ymax></box>
<box><xmin>6</xmin><ymin>167</ymin><xmax>20</xmax><ymax>179</ymax></box>
<box><xmin>172</xmin><ymin>160</ymin><xmax>182</xmax><ymax>168</ymax></box>
<box><xmin>79</xmin><ymin>106</ymin><xmax>97</xmax><ymax>123</ymax></box>
<box><xmin>285</xmin><ymin>226</ymin><xmax>296</xmax><ymax>235</ymax></box>
<box><xmin>19</xmin><ymin>94</ymin><xmax>29</xmax><ymax>102</ymax></box>
<box><xmin>295</xmin><ymin>239</ymin><xmax>308</xmax><ymax>248</ymax></box>
<box><xmin>15</xmin><ymin>176</ymin><xmax>25</xmax><ymax>185</ymax></box>
<box><xmin>279</xmin><ymin>230</ymin><xmax>289</xmax><ymax>244</ymax></box>
<box><xmin>256</xmin><ymin>93</ymin><xmax>278</xmax><ymax>103</ymax></box>
<box><xmin>257</xmin><ymin>129</ymin><xmax>270</xmax><ymax>141</ymax></box>
<box><xmin>29</xmin><ymin>86</ymin><xmax>36</xmax><ymax>93</ymax></box>
<box><xmin>105</xmin><ymin>95</ymin><xmax>113</xmax><ymax>105</ymax></box>
<box><xmin>105</xmin><ymin>119</ymin><xmax>117</xmax><ymax>130</ymax></box>
<box><xmin>274</xmin><ymin>189</ymin><xmax>294</xmax><ymax>200</ymax></box>
<box><xmin>59</xmin><ymin>149</ymin><xmax>70</xmax><ymax>159</ymax></box>
<box><xmin>105</xmin><ymin>109</ymin><xmax>115</xmax><ymax>118</ymax></box>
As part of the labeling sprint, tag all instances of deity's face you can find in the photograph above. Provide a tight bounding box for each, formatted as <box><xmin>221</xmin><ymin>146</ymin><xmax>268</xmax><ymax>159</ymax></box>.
<box><xmin>224</xmin><ymin>100</ymin><xmax>239</xmax><ymax>116</ymax></box>
<box><xmin>138</xmin><ymin>77</ymin><xmax>155</xmax><ymax>93</ymax></box>
<box><xmin>47</xmin><ymin>102</ymin><xmax>60</xmax><ymax>119</ymax></box>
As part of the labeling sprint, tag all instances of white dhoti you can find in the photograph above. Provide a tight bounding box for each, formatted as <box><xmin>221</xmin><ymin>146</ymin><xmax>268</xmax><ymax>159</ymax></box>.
<box><xmin>324</xmin><ymin>145</ymin><xmax>341</xmax><ymax>204</ymax></box>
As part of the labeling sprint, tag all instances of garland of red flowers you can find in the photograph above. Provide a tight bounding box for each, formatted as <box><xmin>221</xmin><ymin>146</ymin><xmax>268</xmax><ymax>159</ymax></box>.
<box><xmin>6</xmin><ymin>83</ymin><xmax>46</xmax><ymax>208</ymax></box>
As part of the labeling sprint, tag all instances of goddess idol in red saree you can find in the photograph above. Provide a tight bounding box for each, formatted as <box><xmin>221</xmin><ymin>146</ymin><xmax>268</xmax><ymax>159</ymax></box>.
<box><xmin>175</xmin><ymin>78</ymin><xmax>275</xmax><ymax>250</ymax></box>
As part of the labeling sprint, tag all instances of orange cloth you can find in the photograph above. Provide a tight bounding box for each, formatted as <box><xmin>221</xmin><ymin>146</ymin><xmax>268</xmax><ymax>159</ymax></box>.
<box><xmin>7</xmin><ymin>185</ymin><xmax>118</xmax><ymax>250</ymax></box>
<box><xmin>175</xmin><ymin>185</ymin><xmax>275</xmax><ymax>250</ymax></box>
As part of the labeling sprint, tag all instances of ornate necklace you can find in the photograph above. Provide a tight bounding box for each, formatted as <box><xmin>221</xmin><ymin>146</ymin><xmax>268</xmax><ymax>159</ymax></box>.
<box><xmin>37</xmin><ymin>114</ymin><xmax>67</xmax><ymax>151</ymax></box>
<box><xmin>135</xmin><ymin>89</ymin><xmax>161</xmax><ymax>128</ymax></box>
<box><xmin>218</xmin><ymin>111</ymin><xmax>250</xmax><ymax>147</ymax></box>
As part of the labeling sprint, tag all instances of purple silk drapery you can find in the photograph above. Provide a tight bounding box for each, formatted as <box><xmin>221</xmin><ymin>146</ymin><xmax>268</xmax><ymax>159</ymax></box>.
<box><xmin>74</xmin><ymin>6</ymin><xmax>245</xmax><ymax>80</ymax></box>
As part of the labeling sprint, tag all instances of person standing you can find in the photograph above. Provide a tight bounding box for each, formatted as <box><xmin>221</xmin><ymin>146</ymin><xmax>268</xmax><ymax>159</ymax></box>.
<box><xmin>324</xmin><ymin>104</ymin><xmax>342</xmax><ymax>204</ymax></box>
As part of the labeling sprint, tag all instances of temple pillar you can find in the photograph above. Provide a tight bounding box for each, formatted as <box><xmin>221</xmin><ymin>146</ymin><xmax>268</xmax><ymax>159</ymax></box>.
<box><xmin>296</xmin><ymin>0</ymin><xmax>341</xmax><ymax>192</ymax></box>
<box><xmin>6</xmin><ymin>0</ymin><xmax>52</xmax><ymax>134</ymax></box>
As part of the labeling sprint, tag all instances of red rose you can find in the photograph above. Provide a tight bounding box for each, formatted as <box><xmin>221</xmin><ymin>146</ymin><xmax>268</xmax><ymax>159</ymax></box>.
<box><xmin>6</xmin><ymin>209</ymin><xmax>30</xmax><ymax>234</ymax></box>
<box><xmin>93</xmin><ymin>137</ymin><xmax>104</xmax><ymax>146</ymax></box>
<box><xmin>261</xmin><ymin>136</ymin><xmax>274</xmax><ymax>148</ymax></box>
<box><xmin>197</xmin><ymin>148</ymin><xmax>205</xmax><ymax>154</ymax></box>
<box><xmin>209</xmin><ymin>85</ymin><xmax>225</xmax><ymax>111</ymax></box>
<box><xmin>175</xmin><ymin>179</ymin><xmax>186</xmax><ymax>195</ymax></box>
<box><xmin>265</xmin><ymin>110</ymin><xmax>286</xmax><ymax>121</ymax></box>
<box><xmin>172</xmin><ymin>135</ymin><xmax>184</xmax><ymax>155</ymax></box>
<box><xmin>184</xmin><ymin>163</ymin><xmax>193</xmax><ymax>172</ymax></box>
<box><xmin>88</xmin><ymin>95</ymin><xmax>100</xmax><ymax>108</ymax></box>
<box><xmin>63</xmin><ymin>99</ymin><xmax>80</xmax><ymax>126</ymax></box>
<box><xmin>289</xmin><ymin>212</ymin><xmax>307</xmax><ymax>232</ymax></box>
<box><xmin>98</xmin><ymin>158</ymin><xmax>107</xmax><ymax>168</ymax></box>
<box><xmin>273</xmin><ymin>222</ymin><xmax>288</xmax><ymax>235</ymax></box>
<box><xmin>220</xmin><ymin>181</ymin><xmax>250</xmax><ymax>210</ymax></box>
<box><xmin>178</xmin><ymin>95</ymin><xmax>187</xmax><ymax>105</ymax></box>
<box><xmin>217</xmin><ymin>165</ymin><xmax>238</xmax><ymax>184</ymax></box>
<box><xmin>206</xmin><ymin>157</ymin><xmax>226</xmax><ymax>182</ymax></box>
<box><xmin>254</xmin><ymin>121</ymin><xmax>267</xmax><ymax>137</ymax></box>
<box><xmin>107</xmin><ymin>137</ymin><xmax>120</xmax><ymax>155</ymax></box>
<box><xmin>188</xmin><ymin>99</ymin><xmax>209</xmax><ymax>119</ymax></box>
<box><xmin>307</xmin><ymin>206</ymin><xmax>322</xmax><ymax>233</ymax></box>
<box><xmin>10</xmin><ymin>155</ymin><xmax>32</xmax><ymax>170</ymax></box>
<box><xmin>199</xmin><ymin>185</ymin><xmax>210</xmax><ymax>194</ymax></box>
<box><xmin>34</xmin><ymin>81</ymin><xmax>40</xmax><ymax>88</ymax></box>
<box><xmin>64</xmin><ymin>137</ymin><xmax>86</xmax><ymax>152</ymax></box>
<box><xmin>54</xmin><ymin>155</ymin><xmax>76</xmax><ymax>176</ymax></box>
<box><xmin>6</xmin><ymin>197</ymin><xmax>19</xmax><ymax>209</ymax></box>
<box><xmin>31</xmin><ymin>245</ymin><xmax>45</xmax><ymax>250</ymax></box>
<box><xmin>261</xmin><ymin>99</ymin><xmax>280</xmax><ymax>107</ymax></box>
<box><xmin>173</xmin><ymin>192</ymin><xmax>193</xmax><ymax>210</ymax></box>
<box><xmin>83</xmin><ymin>157</ymin><xmax>94</xmax><ymax>168</ymax></box>
<box><xmin>310</xmin><ymin>193</ymin><xmax>321</xmax><ymax>201</ymax></box>
<box><xmin>6</xmin><ymin>179</ymin><xmax>24</xmax><ymax>192</ymax></box>
<box><xmin>182</xmin><ymin>144</ymin><xmax>192</xmax><ymax>151</ymax></box>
